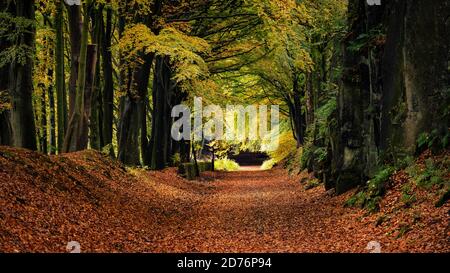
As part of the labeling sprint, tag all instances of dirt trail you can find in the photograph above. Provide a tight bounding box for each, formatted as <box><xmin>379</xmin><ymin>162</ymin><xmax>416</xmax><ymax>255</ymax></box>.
<box><xmin>146</xmin><ymin>169</ymin><xmax>449</xmax><ymax>253</ymax></box>
<box><xmin>0</xmin><ymin>148</ymin><xmax>448</xmax><ymax>253</ymax></box>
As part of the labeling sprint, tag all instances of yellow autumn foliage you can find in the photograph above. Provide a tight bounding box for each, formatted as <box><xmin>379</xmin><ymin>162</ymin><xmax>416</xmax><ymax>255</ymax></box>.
<box><xmin>119</xmin><ymin>24</ymin><xmax>210</xmax><ymax>84</ymax></box>
<box><xmin>269</xmin><ymin>131</ymin><xmax>298</xmax><ymax>163</ymax></box>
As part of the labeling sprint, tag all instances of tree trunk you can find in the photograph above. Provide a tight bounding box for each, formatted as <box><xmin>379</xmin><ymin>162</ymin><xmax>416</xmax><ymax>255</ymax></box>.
<box><xmin>39</xmin><ymin>85</ymin><xmax>48</xmax><ymax>154</ymax></box>
<box><xmin>117</xmin><ymin>0</ymin><xmax>163</xmax><ymax>165</ymax></box>
<box><xmin>55</xmin><ymin>0</ymin><xmax>68</xmax><ymax>153</ymax></box>
<box><xmin>381</xmin><ymin>0</ymin><xmax>450</xmax><ymax>153</ymax></box>
<box><xmin>8</xmin><ymin>0</ymin><xmax>37</xmax><ymax>150</ymax></box>
<box><xmin>149</xmin><ymin>56</ymin><xmax>173</xmax><ymax>170</ymax></box>
<box><xmin>0</xmin><ymin>111</ymin><xmax>12</xmax><ymax>146</ymax></box>
<box><xmin>331</xmin><ymin>0</ymin><xmax>449</xmax><ymax>194</ymax></box>
<box><xmin>66</xmin><ymin>4</ymin><xmax>82</xmax><ymax>117</ymax></box>
<box><xmin>89</xmin><ymin>6</ymin><xmax>103</xmax><ymax>151</ymax></box>
<box><xmin>305</xmin><ymin>73</ymin><xmax>315</xmax><ymax>127</ymax></box>
<box><xmin>332</xmin><ymin>0</ymin><xmax>383</xmax><ymax>194</ymax></box>
<box><xmin>0</xmin><ymin>1</ymin><xmax>12</xmax><ymax>146</ymax></box>
<box><xmin>117</xmin><ymin>55</ymin><xmax>153</xmax><ymax>166</ymax></box>
<box><xmin>101</xmin><ymin>6</ymin><xmax>114</xmax><ymax>156</ymax></box>
<box><xmin>117</xmin><ymin>96</ymin><xmax>140</xmax><ymax>165</ymax></box>
<box><xmin>180</xmin><ymin>140</ymin><xmax>191</xmax><ymax>163</ymax></box>
<box><xmin>287</xmin><ymin>75</ymin><xmax>305</xmax><ymax>147</ymax></box>
<box><xmin>48</xmin><ymin>77</ymin><xmax>56</xmax><ymax>155</ymax></box>
<box><xmin>63</xmin><ymin>1</ymin><xmax>94</xmax><ymax>153</ymax></box>
<box><xmin>192</xmin><ymin>141</ymin><xmax>200</xmax><ymax>177</ymax></box>
<box><xmin>84</xmin><ymin>45</ymin><xmax>98</xmax><ymax>147</ymax></box>
<box><xmin>136</xmin><ymin>55</ymin><xmax>153</xmax><ymax>166</ymax></box>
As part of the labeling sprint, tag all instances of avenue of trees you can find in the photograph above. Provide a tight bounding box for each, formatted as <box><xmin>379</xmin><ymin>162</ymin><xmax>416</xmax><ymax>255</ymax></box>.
<box><xmin>0</xmin><ymin>0</ymin><xmax>448</xmax><ymax>194</ymax></box>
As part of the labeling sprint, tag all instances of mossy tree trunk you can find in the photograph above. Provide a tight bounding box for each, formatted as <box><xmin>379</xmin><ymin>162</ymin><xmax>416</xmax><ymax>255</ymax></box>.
<box><xmin>331</xmin><ymin>0</ymin><xmax>450</xmax><ymax>194</ymax></box>
<box><xmin>8</xmin><ymin>0</ymin><xmax>37</xmax><ymax>150</ymax></box>
<box><xmin>381</xmin><ymin>0</ymin><xmax>450</xmax><ymax>153</ymax></box>
<box><xmin>332</xmin><ymin>0</ymin><xmax>384</xmax><ymax>194</ymax></box>
<box><xmin>0</xmin><ymin>2</ymin><xmax>12</xmax><ymax>146</ymax></box>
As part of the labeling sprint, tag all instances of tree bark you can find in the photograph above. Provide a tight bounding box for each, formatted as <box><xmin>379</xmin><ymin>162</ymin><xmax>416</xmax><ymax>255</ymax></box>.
<box><xmin>117</xmin><ymin>95</ymin><xmax>140</xmax><ymax>165</ymax></box>
<box><xmin>305</xmin><ymin>73</ymin><xmax>315</xmax><ymax>127</ymax></box>
<box><xmin>287</xmin><ymin>75</ymin><xmax>305</xmax><ymax>147</ymax></box>
<box><xmin>381</xmin><ymin>0</ymin><xmax>450</xmax><ymax>153</ymax></box>
<box><xmin>48</xmin><ymin>76</ymin><xmax>56</xmax><ymax>155</ymax></box>
<box><xmin>149</xmin><ymin>56</ymin><xmax>173</xmax><ymax>170</ymax></box>
<box><xmin>0</xmin><ymin>1</ymin><xmax>12</xmax><ymax>146</ymax></box>
<box><xmin>332</xmin><ymin>0</ymin><xmax>383</xmax><ymax>193</ymax></box>
<box><xmin>137</xmin><ymin>57</ymin><xmax>152</xmax><ymax>166</ymax></box>
<box><xmin>55</xmin><ymin>0</ymin><xmax>68</xmax><ymax>153</ymax></box>
<box><xmin>84</xmin><ymin>45</ymin><xmax>98</xmax><ymax>147</ymax></box>
<box><xmin>101</xmin><ymin>6</ymin><xmax>114</xmax><ymax>156</ymax></box>
<box><xmin>117</xmin><ymin>0</ymin><xmax>163</xmax><ymax>165</ymax></box>
<box><xmin>66</xmin><ymin>4</ymin><xmax>82</xmax><ymax>117</ymax></box>
<box><xmin>331</xmin><ymin>0</ymin><xmax>449</xmax><ymax>194</ymax></box>
<box><xmin>8</xmin><ymin>0</ymin><xmax>37</xmax><ymax>150</ymax></box>
<box><xmin>39</xmin><ymin>85</ymin><xmax>48</xmax><ymax>154</ymax></box>
<box><xmin>117</xmin><ymin>54</ymin><xmax>153</xmax><ymax>166</ymax></box>
<box><xmin>89</xmin><ymin>6</ymin><xmax>103</xmax><ymax>151</ymax></box>
<box><xmin>0</xmin><ymin>111</ymin><xmax>12</xmax><ymax>146</ymax></box>
<box><xmin>63</xmin><ymin>1</ymin><xmax>95</xmax><ymax>153</ymax></box>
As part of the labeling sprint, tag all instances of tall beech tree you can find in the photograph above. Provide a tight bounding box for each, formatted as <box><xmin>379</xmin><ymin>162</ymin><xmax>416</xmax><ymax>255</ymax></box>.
<box><xmin>116</xmin><ymin>0</ymin><xmax>161</xmax><ymax>166</ymax></box>
<box><xmin>101</xmin><ymin>3</ymin><xmax>114</xmax><ymax>156</ymax></box>
<box><xmin>63</xmin><ymin>0</ymin><xmax>96</xmax><ymax>152</ymax></box>
<box><xmin>1</xmin><ymin>0</ymin><xmax>38</xmax><ymax>150</ymax></box>
<box><xmin>88</xmin><ymin>4</ymin><xmax>103</xmax><ymax>151</ymax></box>
<box><xmin>55</xmin><ymin>0</ymin><xmax>67</xmax><ymax>152</ymax></box>
<box><xmin>0</xmin><ymin>2</ymin><xmax>12</xmax><ymax>146</ymax></box>
<box><xmin>66</xmin><ymin>2</ymin><xmax>82</xmax><ymax>117</ymax></box>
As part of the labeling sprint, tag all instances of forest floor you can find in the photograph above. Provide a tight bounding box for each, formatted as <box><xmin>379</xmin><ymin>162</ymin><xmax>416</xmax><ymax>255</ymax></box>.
<box><xmin>0</xmin><ymin>147</ymin><xmax>448</xmax><ymax>253</ymax></box>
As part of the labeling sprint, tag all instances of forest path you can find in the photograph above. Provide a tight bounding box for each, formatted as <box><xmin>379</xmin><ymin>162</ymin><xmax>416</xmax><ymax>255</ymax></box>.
<box><xmin>1</xmin><ymin>148</ymin><xmax>447</xmax><ymax>253</ymax></box>
<box><xmin>150</xmin><ymin>169</ymin><xmax>374</xmax><ymax>252</ymax></box>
